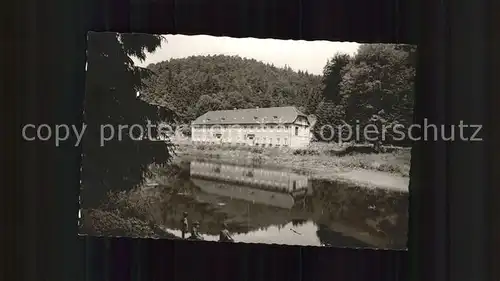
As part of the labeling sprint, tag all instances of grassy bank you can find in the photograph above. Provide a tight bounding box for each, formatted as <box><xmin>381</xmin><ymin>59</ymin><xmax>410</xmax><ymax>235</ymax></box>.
<box><xmin>80</xmin><ymin>190</ymin><xmax>178</xmax><ymax>239</ymax></box>
<box><xmin>175</xmin><ymin>142</ymin><xmax>411</xmax><ymax>176</ymax></box>
<box><xmin>174</xmin><ymin>141</ymin><xmax>411</xmax><ymax>191</ymax></box>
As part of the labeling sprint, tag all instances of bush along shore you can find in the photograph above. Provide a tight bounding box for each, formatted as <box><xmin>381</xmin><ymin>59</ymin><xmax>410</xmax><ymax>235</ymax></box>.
<box><xmin>173</xmin><ymin>141</ymin><xmax>411</xmax><ymax>192</ymax></box>
<box><xmin>80</xmin><ymin>191</ymin><xmax>179</xmax><ymax>239</ymax></box>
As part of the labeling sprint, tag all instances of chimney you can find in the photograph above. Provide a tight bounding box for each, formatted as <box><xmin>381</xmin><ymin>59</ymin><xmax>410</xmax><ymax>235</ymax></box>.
<box><xmin>233</xmin><ymin>108</ymin><xmax>237</xmax><ymax>110</ymax></box>
<box><xmin>256</xmin><ymin>106</ymin><xmax>259</xmax><ymax>109</ymax></box>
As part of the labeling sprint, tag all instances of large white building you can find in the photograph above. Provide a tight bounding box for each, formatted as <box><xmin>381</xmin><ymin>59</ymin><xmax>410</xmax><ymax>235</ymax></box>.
<box><xmin>191</xmin><ymin>106</ymin><xmax>316</xmax><ymax>149</ymax></box>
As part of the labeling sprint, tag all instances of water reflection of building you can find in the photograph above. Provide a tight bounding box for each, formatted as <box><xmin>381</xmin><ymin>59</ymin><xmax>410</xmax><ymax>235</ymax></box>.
<box><xmin>189</xmin><ymin>161</ymin><xmax>311</xmax><ymax>209</ymax></box>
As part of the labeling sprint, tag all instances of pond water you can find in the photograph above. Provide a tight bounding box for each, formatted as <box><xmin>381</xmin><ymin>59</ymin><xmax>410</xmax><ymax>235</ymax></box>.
<box><xmin>146</xmin><ymin>159</ymin><xmax>409</xmax><ymax>249</ymax></box>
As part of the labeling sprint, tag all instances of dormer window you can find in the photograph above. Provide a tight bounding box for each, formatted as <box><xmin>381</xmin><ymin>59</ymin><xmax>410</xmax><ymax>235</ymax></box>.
<box><xmin>221</xmin><ymin>117</ymin><xmax>226</xmax><ymax>121</ymax></box>
<box><xmin>253</xmin><ymin>116</ymin><xmax>258</xmax><ymax>120</ymax></box>
<box><xmin>273</xmin><ymin>116</ymin><xmax>278</xmax><ymax>119</ymax></box>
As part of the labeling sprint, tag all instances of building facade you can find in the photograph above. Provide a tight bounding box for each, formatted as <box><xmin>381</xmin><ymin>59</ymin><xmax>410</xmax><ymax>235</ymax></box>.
<box><xmin>191</xmin><ymin>106</ymin><xmax>316</xmax><ymax>149</ymax></box>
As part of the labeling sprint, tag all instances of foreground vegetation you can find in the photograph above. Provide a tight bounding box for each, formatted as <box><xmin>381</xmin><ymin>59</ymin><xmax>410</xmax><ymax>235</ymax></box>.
<box><xmin>80</xmin><ymin>190</ymin><xmax>178</xmax><ymax>239</ymax></box>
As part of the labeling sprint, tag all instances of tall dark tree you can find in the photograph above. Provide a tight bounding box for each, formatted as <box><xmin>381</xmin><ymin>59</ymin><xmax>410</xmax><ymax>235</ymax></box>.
<box><xmin>321</xmin><ymin>53</ymin><xmax>351</xmax><ymax>102</ymax></box>
<box><xmin>339</xmin><ymin>44</ymin><xmax>416</xmax><ymax>145</ymax></box>
<box><xmin>193</xmin><ymin>94</ymin><xmax>224</xmax><ymax>116</ymax></box>
<box><xmin>81</xmin><ymin>32</ymin><xmax>176</xmax><ymax>208</ymax></box>
<box><xmin>340</xmin><ymin>44</ymin><xmax>415</xmax><ymax>126</ymax></box>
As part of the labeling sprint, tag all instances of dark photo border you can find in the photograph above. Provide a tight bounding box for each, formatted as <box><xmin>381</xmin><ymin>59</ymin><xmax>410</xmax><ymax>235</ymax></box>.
<box><xmin>2</xmin><ymin>0</ymin><xmax>496</xmax><ymax>280</ymax></box>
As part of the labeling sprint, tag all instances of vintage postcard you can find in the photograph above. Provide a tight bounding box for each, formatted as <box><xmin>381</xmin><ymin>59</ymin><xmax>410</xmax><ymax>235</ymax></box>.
<box><xmin>79</xmin><ymin>31</ymin><xmax>414</xmax><ymax>249</ymax></box>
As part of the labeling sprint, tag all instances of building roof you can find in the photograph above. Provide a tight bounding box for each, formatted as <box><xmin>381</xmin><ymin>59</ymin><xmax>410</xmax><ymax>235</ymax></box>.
<box><xmin>191</xmin><ymin>106</ymin><xmax>311</xmax><ymax>126</ymax></box>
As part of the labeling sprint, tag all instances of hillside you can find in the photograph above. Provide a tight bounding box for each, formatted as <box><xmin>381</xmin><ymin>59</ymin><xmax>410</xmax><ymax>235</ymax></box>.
<box><xmin>141</xmin><ymin>55</ymin><xmax>324</xmax><ymax>123</ymax></box>
<box><xmin>141</xmin><ymin>44</ymin><xmax>416</xmax><ymax>146</ymax></box>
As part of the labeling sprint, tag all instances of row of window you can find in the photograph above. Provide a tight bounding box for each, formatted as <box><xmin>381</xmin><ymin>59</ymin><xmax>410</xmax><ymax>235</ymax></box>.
<box><xmin>207</xmin><ymin>115</ymin><xmax>282</xmax><ymax>122</ymax></box>
<box><xmin>194</xmin><ymin>124</ymin><xmax>292</xmax><ymax>129</ymax></box>
<box><xmin>193</xmin><ymin>125</ymin><xmax>305</xmax><ymax>132</ymax></box>
<box><xmin>253</xmin><ymin>136</ymin><xmax>287</xmax><ymax>144</ymax></box>
<box><xmin>193</xmin><ymin>140</ymin><xmax>289</xmax><ymax>148</ymax></box>
<box><xmin>194</xmin><ymin>134</ymin><xmax>297</xmax><ymax>143</ymax></box>
<box><xmin>206</xmin><ymin>134</ymin><xmax>289</xmax><ymax>145</ymax></box>
<box><xmin>193</xmin><ymin>126</ymin><xmax>301</xmax><ymax>136</ymax></box>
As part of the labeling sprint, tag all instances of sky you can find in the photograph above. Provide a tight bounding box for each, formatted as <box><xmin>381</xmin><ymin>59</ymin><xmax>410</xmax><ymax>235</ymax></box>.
<box><xmin>132</xmin><ymin>34</ymin><xmax>360</xmax><ymax>75</ymax></box>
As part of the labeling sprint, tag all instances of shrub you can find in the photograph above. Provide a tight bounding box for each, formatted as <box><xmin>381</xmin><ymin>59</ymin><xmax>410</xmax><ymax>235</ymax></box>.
<box><xmin>81</xmin><ymin>188</ymin><xmax>179</xmax><ymax>239</ymax></box>
<box><xmin>293</xmin><ymin>149</ymin><xmax>320</xmax><ymax>156</ymax></box>
<box><xmin>376</xmin><ymin>163</ymin><xmax>409</xmax><ymax>176</ymax></box>
<box><xmin>80</xmin><ymin>209</ymin><xmax>172</xmax><ymax>238</ymax></box>
<box><xmin>251</xmin><ymin>147</ymin><xmax>263</xmax><ymax>154</ymax></box>
<box><xmin>251</xmin><ymin>155</ymin><xmax>264</xmax><ymax>165</ymax></box>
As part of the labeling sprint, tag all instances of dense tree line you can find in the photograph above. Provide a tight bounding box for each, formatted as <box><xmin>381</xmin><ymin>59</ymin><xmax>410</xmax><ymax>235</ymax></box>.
<box><xmin>316</xmin><ymin>44</ymin><xmax>416</xmax><ymax>146</ymax></box>
<box><xmin>143</xmin><ymin>44</ymin><xmax>415</xmax><ymax>146</ymax></box>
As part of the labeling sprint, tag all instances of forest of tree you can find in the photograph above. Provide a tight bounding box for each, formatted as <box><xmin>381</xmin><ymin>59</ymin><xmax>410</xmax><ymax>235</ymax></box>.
<box><xmin>141</xmin><ymin>55</ymin><xmax>324</xmax><ymax>121</ymax></box>
<box><xmin>141</xmin><ymin>43</ymin><xmax>416</xmax><ymax>145</ymax></box>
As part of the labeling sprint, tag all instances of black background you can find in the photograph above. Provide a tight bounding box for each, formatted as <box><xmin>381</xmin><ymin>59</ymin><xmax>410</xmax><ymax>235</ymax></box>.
<box><xmin>2</xmin><ymin>0</ymin><xmax>497</xmax><ymax>280</ymax></box>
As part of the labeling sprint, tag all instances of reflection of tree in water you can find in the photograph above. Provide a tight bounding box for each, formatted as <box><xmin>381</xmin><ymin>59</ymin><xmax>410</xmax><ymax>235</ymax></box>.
<box><xmin>305</xmin><ymin>179</ymin><xmax>408</xmax><ymax>248</ymax></box>
<box><xmin>291</xmin><ymin>219</ymin><xmax>307</xmax><ymax>227</ymax></box>
<box><xmin>81</xmin><ymin>32</ymin><xmax>176</xmax><ymax>209</ymax></box>
<box><xmin>290</xmin><ymin>194</ymin><xmax>315</xmax><ymax>212</ymax></box>
<box><xmin>315</xmin><ymin>223</ymin><xmax>370</xmax><ymax>248</ymax></box>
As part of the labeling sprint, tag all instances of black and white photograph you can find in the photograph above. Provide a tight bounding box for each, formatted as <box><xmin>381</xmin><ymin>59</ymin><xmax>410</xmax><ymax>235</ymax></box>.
<box><xmin>79</xmin><ymin>32</ymin><xmax>415</xmax><ymax>249</ymax></box>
